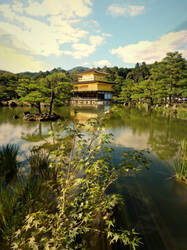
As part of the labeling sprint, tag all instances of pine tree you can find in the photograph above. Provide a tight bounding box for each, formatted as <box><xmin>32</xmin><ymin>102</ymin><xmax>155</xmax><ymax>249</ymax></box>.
<box><xmin>155</xmin><ymin>52</ymin><xmax>187</xmax><ymax>104</ymax></box>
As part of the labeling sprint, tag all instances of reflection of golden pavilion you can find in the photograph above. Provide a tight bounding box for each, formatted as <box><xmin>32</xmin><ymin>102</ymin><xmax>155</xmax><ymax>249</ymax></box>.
<box><xmin>71</xmin><ymin>110</ymin><xmax>98</xmax><ymax>122</ymax></box>
<box><xmin>71</xmin><ymin>69</ymin><xmax>113</xmax><ymax>105</ymax></box>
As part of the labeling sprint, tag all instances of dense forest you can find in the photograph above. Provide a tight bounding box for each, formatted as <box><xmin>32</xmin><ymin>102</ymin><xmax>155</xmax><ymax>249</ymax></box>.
<box><xmin>0</xmin><ymin>51</ymin><xmax>187</xmax><ymax>108</ymax></box>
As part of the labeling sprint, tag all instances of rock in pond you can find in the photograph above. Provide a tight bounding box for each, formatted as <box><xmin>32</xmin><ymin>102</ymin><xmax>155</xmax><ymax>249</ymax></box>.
<box><xmin>14</xmin><ymin>115</ymin><xmax>19</xmax><ymax>119</ymax></box>
<box><xmin>23</xmin><ymin>113</ymin><xmax>60</xmax><ymax>121</ymax></box>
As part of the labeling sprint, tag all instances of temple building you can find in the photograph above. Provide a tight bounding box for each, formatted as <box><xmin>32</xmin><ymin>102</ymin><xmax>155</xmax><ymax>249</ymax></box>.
<box><xmin>71</xmin><ymin>69</ymin><xmax>113</xmax><ymax>105</ymax></box>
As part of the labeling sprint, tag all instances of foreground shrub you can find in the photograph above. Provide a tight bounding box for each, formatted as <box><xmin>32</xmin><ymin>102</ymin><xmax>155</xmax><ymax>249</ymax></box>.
<box><xmin>0</xmin><ymin>144</ymin><xmax>19</xmax><ymax>183</ymax></box>
<box><xmin>12</xmin><ymin>120</ymin><xmax>149</xmax><ymax>250</ymax></box>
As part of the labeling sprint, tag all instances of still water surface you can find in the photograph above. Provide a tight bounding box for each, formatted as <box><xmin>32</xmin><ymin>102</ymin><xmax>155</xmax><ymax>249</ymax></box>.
<box><xmin>0</xmin><ymin>105</ymin><xmax>187</xmax><ymax>250</ymax></box>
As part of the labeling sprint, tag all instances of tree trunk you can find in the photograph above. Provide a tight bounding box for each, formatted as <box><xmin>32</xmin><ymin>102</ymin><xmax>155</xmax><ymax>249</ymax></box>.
<box><xmin>38</xmin><ymin>102</ymin><xmax>41</xmax><ymax>114</ymax></box>
<box><xmin>164</xmin><ymin>97</ymin><xmax>167</xmax><ymax>104</ymax></box>
<box><xmin>169</xmin><ymin>75</ymin><xmax>173</xmax><ymax>105</ymax></box>
<box><xmin>49</xmin><ymin>89</ymin><xmax>54</xmax><ymax>115</ymax></box>
<box><xmin>169</xmin><ymin>95</ymin><xmax>172</xmax><ymax>105</ymax></box>
<box><xmin>150</xmin><ymin>97</ymin><xmax>153</xmax><ymax>106</ymax></box>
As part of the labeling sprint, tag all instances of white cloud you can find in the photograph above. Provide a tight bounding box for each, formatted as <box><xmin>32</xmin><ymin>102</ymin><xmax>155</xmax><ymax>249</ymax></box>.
<box><xmin>94</xmin><ymin>60</ymin><xmax>111</xmax><ymax>67</ymax></box>
<box><xmin>92</xmin><ymin>20</ymin><xmax>99</xmax><ymax>27</ymax></box>
<box><xmin>0</xmin><ymin>0</ymin><xmax>106</xmax><ymax>70</ymax></box>
<box><xmin>114</xmin><ymin>128</ymin><xmax>149</xmax><ymax>150</ymax></box>
<box><xmin>108</xmin><ymin>4</ymin><xmax>144</xmax><ymax>17</ymax></box>
<box><xmin>0</xmin><ymin>44</ymin><xmax>49</xmax><ymax>73</ymax></box>
<box><xmin>64</xmin><ymin>35</ymin><xmax>104</xmax><ymax>59</ymax></box>
<box><xmin>89</xmin><ymin>35</ymin><xmax>104</xmax><ymax>46</ymax></box>
<box><xmin>0</xmin><ymin>123</ymin><xmax>36</xmax><ymax>146</ymax></box>
<box><xmin>12</xmin><ymin>0</ymin><xmax>24</xmax><ymax>13</ymax></box>
<box><xmin>82</xmin><ymin>62</ymin><xmax>90</xmax><ymax>66</ymax></box>
<box><xmin>0</xmin><ymin>4</ymin><xmax>89</xmax><ymax>57</ymax></box>
<box><xmin>24</xmin><ymin>0</ymin><xmax>92</xmax><ymax>18</ymax></box>
<box><xmin>111</xmin><ymin>30</ymin><xmax>187</xmax><ymax>63</ymax></box>
<box><xmin>102</xmin><ymin>33</ymin><xmax>112</xmax><ymax>37</ymax></box>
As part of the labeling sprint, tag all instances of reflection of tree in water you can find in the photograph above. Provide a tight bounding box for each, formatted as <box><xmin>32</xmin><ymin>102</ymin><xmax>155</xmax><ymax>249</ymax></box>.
<box><xmin>21</xmin><ymin>122</ymin><xmax>51</xmax><ymax>143</ymax></box>
<box><xmin>104</xmin><ymin>107</ymin><xmax>187</xmax><ymax>160</ymax></box>
<box><xmin>21</xmin><ymin>121</ymin><xmax>67</xmax><ymax>151</ymax></box>
<box><xmin>171</xmin><ymin>181</ymin><xmax>187</xmax><ymax>199</ymax></box>
<box><xmin>148</xmin><ymin>132</ymin><xmax>179</xmax><ymax>160</ymax></box>
<box><xmin>0</xmin><ymin>107</ymin><xmax>37</xmax><ymax>130</ymax></box>
<box><xmin>148</xmin><ymin>117</ymin><xmax>180</xmax><ymax>160</ymax></box>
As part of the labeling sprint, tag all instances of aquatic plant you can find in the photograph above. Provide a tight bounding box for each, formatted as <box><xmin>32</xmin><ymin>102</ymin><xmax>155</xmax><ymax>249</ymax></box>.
<box><xmin>0</xmin><ymin>144</ymin><xmax>19</xmax><ymax>183</ymax></box>
<box><xmin>29</xmin><ymin>150</ymin><xmax>49</xmax><ymax>178</ymax></box>
<box><xmin>0</xmin><ymin>184</ymin><xmax>18</xmax><ymax>246</ymax></box>
<box><xmin>174</xmin><ymin>140</ymin><xmax>187</xmax><ymax>183</ymax></box>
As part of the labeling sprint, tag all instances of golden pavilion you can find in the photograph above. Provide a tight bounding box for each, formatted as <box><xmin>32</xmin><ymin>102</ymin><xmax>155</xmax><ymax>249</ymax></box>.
<box><xmin>71</xmin><ymin>69</ymin><xmax>113</xmax><ymax>105</ymax></box>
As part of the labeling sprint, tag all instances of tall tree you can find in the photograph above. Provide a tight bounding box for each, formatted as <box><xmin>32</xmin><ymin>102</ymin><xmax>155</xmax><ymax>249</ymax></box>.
<box><xmin>156</xmin><ymin>52</ymin><xmax>187</xmax><ymax>104</ymax></box>
<box><xmin>42</xmin><ymin>72</ymin><xmax>72</xmax><ymax>115</ymax></box>
<box><xmin>113</xmin><ymin>75</ymin><xmax>125</xmax><ymax>97</ymax></box>
<box><xmin>16</xmin><ymin>78</ymin><xmax>46</xmax><ymax>113</ymax></box>
<box><xmin>119</xmin><ymin>79</ymin><xmax>135</xmax><ymax>103</ymax></box>
<box><xmin>0</xmin><ymin>72</ymin><xmax>19</xmax><ymax>101</ymax></box>
<box><xmin>126</xmin><ymin>62</ymin><xmax>150</xmax><ymax>83</ymax></box>
<box><xmin>131</xmin><ymin>79</ymin><xmax>156</xmax><ymax>105</ymax></box>
<box><xmin>17</xmin><ymin>73</ymin><xmax>72</xmax><ymax>115</ymax></box>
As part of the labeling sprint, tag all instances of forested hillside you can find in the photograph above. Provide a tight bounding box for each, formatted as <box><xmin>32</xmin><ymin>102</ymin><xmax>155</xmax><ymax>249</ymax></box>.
<box><xmin>0</xmin><ymin>51</ymin><xmax>187</xmax><ymax>106</ymax></box>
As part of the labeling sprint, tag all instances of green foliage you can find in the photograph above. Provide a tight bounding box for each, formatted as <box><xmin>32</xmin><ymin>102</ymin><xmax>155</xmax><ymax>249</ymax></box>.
<box><xmin>43</xmin><ymin>72</ymin><xmax>73</xmax><ymax>106</ymax></box>
<box><xmin>12</xmin><ymin>120</ymin><xmax>148</xmax><ymax>249</ymax></box>
<box><xmin>119</xmin><ymin>79</ymin><xmax>134</xmax><ymax>103</ymax></box>
<box><xmin>0</xmin><ymin>72</ymin><xmax>19</xmax><ymax>101</ymax></box>
<box><xmin>16</xmin><ymin>78</ymin><xmax>46</xmax><ymax>113</ymax></box>
<box><xmin>150</xmin><ymin>52</ymin><xmax>187</xmax><ymax>104</ymax></box>
<box><xmin>0</xmin><ymin>176</ymin><xmax>50</xmax><ymax>248</ymax></box>
<box><xmin>177</xmin><ymin>109</ymin><xmax>187</xmax><ymax>119</ymax></box>
<box><xmin>0</xmin><ymin>183</ymin><xmax>18</xmax><ymax>244</ymax></box>
<box><xmin>0</xmin><ymin>144</ymin><xmax>19</xmax><ymax>183</ymax></box>
<box><xmin>29</xmin><ymin>150</ymin><xmax>49</xmax><ymax>178</ymax></box>
<box><xmin>126</xmin><ymin>62</ymin><xmax>150</xmax><ymax>83</ymax></box>
<box><xmin>174</xmin><ymin>140</ymin><xmax>187</xmax><ymax>183</ymax></box>
<box><xmin>119</xmin><ymin>52</ymin><xmax>187</xmax><ymax>105</ymax></box>
<box><xmin>16</xmin><ymin>72</ymin><xmax>73</xmax><ymax>114</ymax></box>
<box><xmin>0</xmin><ymin>147</ymin><xmax>53</xmax><ymax>248</ymax></box>
<box><xmin>100</xmin><ymin>66</ymin><xmax>131</xmax><ymax>97</ymax></box>
<box><xmin>1</xmin><ymin>51</ymin><xmax>186</xmax><ymax>108</ymax></box>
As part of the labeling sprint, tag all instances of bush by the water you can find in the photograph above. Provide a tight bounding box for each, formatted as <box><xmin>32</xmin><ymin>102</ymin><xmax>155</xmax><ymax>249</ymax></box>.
<box><xmin>174</xmin><ymin>140</ymin><xmax>187</xmax><ymax>183</ymax></box>
<box><xmin>0</xmin><ymin>121</ymin><xmax>149</xmax><ymax>249</ymax></box>
<box><xmin>0</xmin><ymin>144</ymin><xmax>19</xmax><ymax>183</ymax></box>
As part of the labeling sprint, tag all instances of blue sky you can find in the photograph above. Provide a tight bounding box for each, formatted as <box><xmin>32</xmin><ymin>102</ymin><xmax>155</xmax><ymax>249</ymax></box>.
<box><xmin>0</xmin><ymin>0</ymin><xmax>187</xmax><ymax>73</ymax></box>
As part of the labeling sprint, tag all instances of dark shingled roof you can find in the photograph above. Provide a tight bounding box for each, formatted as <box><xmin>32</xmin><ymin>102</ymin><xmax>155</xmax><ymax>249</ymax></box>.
<box><xmin>77</xmin><ymin>69</ymin><xmax>109</xmax><ymax>76</ymax></box>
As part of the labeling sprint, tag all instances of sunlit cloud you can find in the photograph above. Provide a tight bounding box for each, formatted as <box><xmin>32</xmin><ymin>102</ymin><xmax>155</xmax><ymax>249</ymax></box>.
<box><xmin>94</xmin><ymin>59</ymin><xmax>111</xmax><ymax>67</ymax></box>
<box><xmin>102</xmin><ymin>33</ymin><xmax>112</xmax><ymax>37</ymax></box>
<box><xmin>24</xmin><ymin>0</ymin><xmax>92</xmax><ymax>18</ymax></box>
<box><xmin>0</xmin><ymin>4</ymin><xmax>89</xmax><ymax>56</ymax></box>
<box><xmin>107</xmin><ymin>4</ymin><xmax>145</xmax><ymax>17</ymax></box>
<box><xmin>114</xmin><ymin>128</ymin><xmax>149</xmax><ymax>150</ymax></box>
<box><xmin>63</xmin><ymin>35</ymin><xmax>104</xmax><ymax>59</ymax></box>
<box><xmin>111</xmin><ymin>30</ymin><xmax>187</xmax><ymax>63</ymax></box>
<box><xmin>0</xmin><ymin>44</ymin><xmax>49</xmax><ymax>73</ymax></box>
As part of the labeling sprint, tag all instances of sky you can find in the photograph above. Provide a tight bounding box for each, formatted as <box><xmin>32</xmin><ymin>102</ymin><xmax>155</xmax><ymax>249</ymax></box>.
<box><xmin>0</xmin><ymin>0</ymin><xmax>187</xmax><ymax>73</ymax></box>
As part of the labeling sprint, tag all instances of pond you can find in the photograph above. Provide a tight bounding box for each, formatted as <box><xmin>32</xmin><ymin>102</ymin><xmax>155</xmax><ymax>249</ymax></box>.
<box><xmin>0</xmin><ymin>105</ymin><xmax>187</xmax><ymax>250</ymax></box>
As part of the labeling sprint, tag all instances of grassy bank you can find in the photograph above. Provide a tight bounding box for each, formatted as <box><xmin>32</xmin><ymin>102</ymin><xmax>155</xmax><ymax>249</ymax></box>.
<box><xmin>133</xmin><ymin>102</ymin><xmax>187</xmax><ymax>119</ymax></box>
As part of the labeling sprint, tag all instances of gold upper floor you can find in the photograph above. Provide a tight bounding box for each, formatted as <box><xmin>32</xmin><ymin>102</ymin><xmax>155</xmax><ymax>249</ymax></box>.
<box><xmin>74</xmin><ymin>69</ymin><xmax>113</xmax><ymax>92</ymax></box>
<box><xmin>77</xmin><ymin>69</ymin><xmax>109</xmax><ymax>82</ymax></box>
<box><xmin>73</xmin><ymin>82</ymin><xmax>113</xmax><ymax>92</ymax></box>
